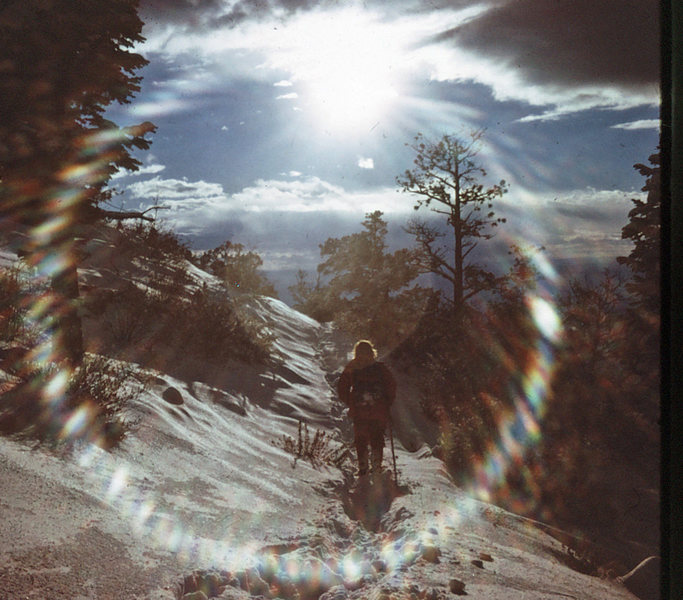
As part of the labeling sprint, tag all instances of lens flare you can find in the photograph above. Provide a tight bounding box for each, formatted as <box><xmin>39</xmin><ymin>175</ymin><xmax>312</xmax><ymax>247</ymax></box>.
<box><xmin>529</xmin><ymin>296</ymin><xmax>562</xmax><ymax>343</ymax></box>
<box><xmin>342</xmin><ymin>555</ymin><xmax>361</xmax><ymax>580</ymax></box>
<box><xmin>6</xmin><ymin>116</ymin><xmax>569</xmax><ymax>591</ymax></box>
<box><xmin>107</xmin><ymin>466</ymin><xmax>129</xmax><ymax>501</ymax></box>
<box><xmin>60</xmin><ymin>404</ymin><xmax>92</xmax><ymax>439</ymax></box>
<box><xmin>460</xmin><ymin>244</ymin><xmax>564</xmax><ymax>514</ymax></box>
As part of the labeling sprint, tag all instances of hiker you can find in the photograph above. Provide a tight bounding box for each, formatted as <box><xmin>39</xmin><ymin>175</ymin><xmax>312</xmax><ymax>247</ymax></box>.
<box><xmin>338</xmin><ymin>340</ymin><xmax>396</xmax><ymax>477</ymax></box>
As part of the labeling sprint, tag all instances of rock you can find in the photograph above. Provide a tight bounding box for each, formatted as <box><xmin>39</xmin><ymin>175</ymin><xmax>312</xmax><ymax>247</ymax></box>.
<box><xmin>204</xmin><ymin>571</ymin><xmax>227</xmax><ymax>596</ymax></box>
<box><xmin>319</xmin><ymin>584</ymin><xmax>348</xmax><ymax>600</ymax></box>
<box><xmin>479</xmin><ymin>552</ymin><xmax>493</xmax><ymax>562</ymax></box>
<box><xmin>182</xmin><ymin>592</ymin><xmax>208</xmax><ymax>600</ymax></box>
<box><xmin>449</xmin><ymin>578</ymin><xmax>466</xmax><ymax>595</ymax></box>
<box><xmin>424</xmin><ymin>587</ymin><xmax>445</xmax><ymax>600</ymax></box>
<box><xmin>241</xmin><ymin>567</ymin><xmax>270</xmax><ymax>597</ymax></box>
<box><xmin>162</xmin><ymin>386</ymin><xmax>184</xmax><ymax>405</ymax></box>
<box><xmin>471</xmin><ymin>559</ymin><xmax>484</xmax><ymax>569</ymax></box>
<box><xmin>183</xmin><ymin>572</ymin><xmax>199</xmax><ymax>593</ymax></box>
<box><xmin>421</xmin><ymin>545</ymin><xmax>441</xmax><ymax>563</ymax></box>
<box><xmin>272</xmin><ymin>577</ymin><xmax>299</xmax><ymax>600</ymax></box>
<box><xmin>372</xmin><ymin>559</ymin><xmax>387</xmax><ymax>573</ymax></box>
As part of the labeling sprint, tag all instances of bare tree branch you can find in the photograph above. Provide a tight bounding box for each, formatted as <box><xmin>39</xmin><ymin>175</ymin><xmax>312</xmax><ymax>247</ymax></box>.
<box><xmin>98</xmin><ymin>205</ymin><xmax>168</xmax><ymax>222</ymax></box>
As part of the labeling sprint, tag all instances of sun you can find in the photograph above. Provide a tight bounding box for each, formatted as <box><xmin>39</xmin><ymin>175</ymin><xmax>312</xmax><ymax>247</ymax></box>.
<box><xmin>306</xmin><ymin>53</ymin><xmax>400</xmax><ymax>133</ymax></box>
<box><xmin>281</xmin><ymin>8</ymin><xmax>406</xmax><ymax>134</ymax></box>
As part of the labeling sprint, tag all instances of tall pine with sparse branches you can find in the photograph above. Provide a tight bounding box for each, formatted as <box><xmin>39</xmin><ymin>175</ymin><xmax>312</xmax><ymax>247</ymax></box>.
<box><xmin>397</xmin><ymin>131</ymin><xmax>508</xmax><ymax>314</ymax></box>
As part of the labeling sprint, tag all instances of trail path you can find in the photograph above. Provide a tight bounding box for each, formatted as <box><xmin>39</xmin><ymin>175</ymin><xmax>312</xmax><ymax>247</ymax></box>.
<box><xmin>0</xmin><ymin>295</ymin><xmax>640</xmax><ymax>600</ymax></box>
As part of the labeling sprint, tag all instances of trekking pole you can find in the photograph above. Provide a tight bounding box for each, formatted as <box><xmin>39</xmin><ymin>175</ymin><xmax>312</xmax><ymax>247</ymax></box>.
<box><xmin>388</xmin><ymin>418</ymin><xmax>398</xmax><ymax>485</ymax></box>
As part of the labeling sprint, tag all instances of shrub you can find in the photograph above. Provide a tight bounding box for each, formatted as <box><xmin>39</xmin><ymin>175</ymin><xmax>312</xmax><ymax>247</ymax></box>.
<box><xmin>0</xmin><ymin>353</ymin><xmax>146</xmax><ymax>449</ymax></box>
<box><xmin>126</xmin><ymin>221</ymin><xmax>193</xmax><ymax>262</ymax></box>
<box><xmin>276</xmin><ymin>420</ymin><xmax>351</xmax><ymax>469</ymax></box>
<box><xmin>0</xmin><ymin>266</ymin><xmax>42</xmax><ymax>347</ymax></box>
<box><xmin>89</xmin><ymin>281</ymin><xmax>274</xmax><ymax>368</ymax></box>
<box><xmin>65</xmin><ymin>353</ymin><xmax>148</xmax><ymax>446</ymax></box>
<box><xmin>0</xmin><ymin>267</ymin><xmax>23</xmax><ymax>341</ymax></box>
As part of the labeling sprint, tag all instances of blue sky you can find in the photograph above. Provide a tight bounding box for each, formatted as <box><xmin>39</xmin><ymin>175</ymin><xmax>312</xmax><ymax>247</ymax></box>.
<box><xmin>106</xmin><ymin>0</ymin><xmax>660</xmax><ymax>297</ymax></box>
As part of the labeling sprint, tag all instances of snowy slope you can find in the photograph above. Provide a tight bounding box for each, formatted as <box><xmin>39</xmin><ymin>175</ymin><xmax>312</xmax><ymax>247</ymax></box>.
<box><xmin>0</xmin><ymin>240</ymin><xmax>643</xmax><ymax>600</ymax></box>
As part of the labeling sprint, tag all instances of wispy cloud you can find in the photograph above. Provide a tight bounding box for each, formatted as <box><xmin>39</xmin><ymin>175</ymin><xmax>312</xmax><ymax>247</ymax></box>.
<box><xmin>127</xmin><ymin>175</ymin><xmax>226</xmax><ymax>203</ymax></box>
<box><xmin>358</xmin><ymin>157</ymin><xmax>374</xmax><ymax>169</ymax></box>
<box><xmin>111</xmin><ymin>163</ymin><xmax>166</xmax><ymax>180</ymax></box>
<box><xmin>611</xmin><ymin>119</ymin><xmax>660</xmax><ymax>130</ymax></box>
<box><xmin>138</xmin><ymin>1</ymin><xmax>659</xmax><ymax>123</ymax></box>
<box><xmin>499</xmin><ymin>187</ymin><xmax>642</xmax><ymax>260</ymax></box>
<box><xmin>125</xmin><ymin>174</ymin><xmax>410</xmax><ymax>225</ymax></box>
<box><xmin>230</xmin><ymin>177</ymin><xmax>407</xmax><ymax>214</ymax></box>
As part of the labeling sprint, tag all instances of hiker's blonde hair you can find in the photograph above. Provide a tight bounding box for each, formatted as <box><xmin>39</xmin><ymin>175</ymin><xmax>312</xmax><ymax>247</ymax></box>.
<box><xmin>353</xmin><ymin>339</ymin><xmax>377</xmax><ymax>360</ymax></box>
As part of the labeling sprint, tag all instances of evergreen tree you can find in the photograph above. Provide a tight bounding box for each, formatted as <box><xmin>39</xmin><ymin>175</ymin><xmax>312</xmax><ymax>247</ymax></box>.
<box><xmin>617</xmin><ymin>151</ymin><xmax>661</xmax><ymax>314</ymax></box>
<box><xmin>289</xmin><ymin>270</ymin><xmax>335</xmax><ymax>323</ymax></box>
<box><xmin>0</xmin><ymin>0</ymin><xmax>155</xmax><ymax>365</ymax></box>
<box><xmin>615</xmin><ymin>151</ymin><xmax>660</xmax><ymax>423</ymax></box>
<box><xmin>397</xmin><ymin>131</ymin><xmax>508</xmax><ymax>313</ymax></box>
<box><xmin>195</xmin><ymin>241</ymin><xmax>278</xmax><ymax>297</ymax></box>
<box><xmin>309</xmin><ymin>211</ymin><xmax>425</xmax><ymax>347</ymax></box>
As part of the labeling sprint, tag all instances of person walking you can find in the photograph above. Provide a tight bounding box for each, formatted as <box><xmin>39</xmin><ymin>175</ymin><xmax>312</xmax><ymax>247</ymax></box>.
<box><xmin>338</xmin><ymin>340</ymin><xmax>396</xmax><ymax>478</ymax></box>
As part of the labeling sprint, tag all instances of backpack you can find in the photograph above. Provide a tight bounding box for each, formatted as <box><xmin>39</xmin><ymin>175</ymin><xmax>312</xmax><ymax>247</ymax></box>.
<box><xmin>351</xmin><ymin>362</ymin><xmax>388</xmax><ymax>412</ymax></box>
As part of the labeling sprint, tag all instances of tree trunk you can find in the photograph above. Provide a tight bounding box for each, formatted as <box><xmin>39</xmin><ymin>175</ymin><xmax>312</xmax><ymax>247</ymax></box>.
<box><xmin>453</xmin><ymin>173</ymin><xmax>463</xmax><ymax>309</ymax></box>
<box><xmin>51</xmin><ymin>258</ymin><xmax>84</xmax><ymax>367</ymax></box>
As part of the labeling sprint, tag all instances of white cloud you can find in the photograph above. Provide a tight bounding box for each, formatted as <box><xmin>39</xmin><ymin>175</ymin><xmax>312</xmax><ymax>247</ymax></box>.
<box><xmin>125</xmin><ymin>174</ymin><xmax>411</xmax><ymax>228</ymax></box>
<box><xmin>276</xmin><ymin>92</ymin><xmax>299</xmax><ymax>100</ymax></box>
<box><xmin>418</xmin><ymin>40</ymin><xmax>658</xmax><ymax>121</ymax></box>
<box><xmin>259</xmin><ymin>249</ymin><xmax>317</xmax><ymax>271</ymax></box>
<box><xmin>357</xmin><ymin>157</ymin><xmax>374</xmax><ymax>169</ymax></box>
<box><xmin>138</xmin><ymin>4</ymin><xmax>658</xmax><ymax>124</ymax></box>
<box><xmin>231</xmin><ymin>177</ymin><xmax>346</xmax><ymax>213</ymax></box>
<box><xmin>221</xmin><ymin>125</ymin><xmax>229</xmax><ymax>131</ymax></box>
<box><xmin>111</xmin><ymin>163</ymin><xmax>166</xmax><ymax>180</ymax></box>
<box><xmin>229</xmin><ymin>177</ymin><xmax>414</xmax><ymax>215</ymax></box>
<box><xmin>611</xmin><ymin>119</ymin><xmax>660</xmax><ymax>131</ymax></box>
<box><xmin>127</xmin><ymin>175</ymin><xmax>226</xmax><ymax>202</ymax></box>
<box><xmin>498</xmin><ymin>186</ymin><xmax>642</xmax><ymax>260</ymax></box>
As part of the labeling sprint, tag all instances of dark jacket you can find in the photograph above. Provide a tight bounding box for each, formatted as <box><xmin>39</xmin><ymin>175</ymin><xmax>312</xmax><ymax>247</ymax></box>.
<box><xmin>338</xmin><ymin>358</ymin><xmax>396</xmax><ymax>422</ymax></box>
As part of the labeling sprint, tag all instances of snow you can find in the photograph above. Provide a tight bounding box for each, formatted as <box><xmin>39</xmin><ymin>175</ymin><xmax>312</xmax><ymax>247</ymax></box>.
<box><xmin>0</xmin><ymin>237</ymin><xmax>642</xmax><ymax>599</ymax></box>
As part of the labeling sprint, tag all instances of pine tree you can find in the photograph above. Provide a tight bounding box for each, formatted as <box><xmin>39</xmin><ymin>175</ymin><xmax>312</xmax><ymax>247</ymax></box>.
<box><xmin>313</xmin><ymin>211</ymin><xmax>425</xmax><ymax>347</ymax></box>
<box><xmin>397</xmin><ymin>131</ymin><xmax>508</xmax><ymax>313</ymax></box>
<box><xmin>617</xmin><ymin>151</ymin><xmax>661</xmax><ymax>314</ymax></box>
<box><xmin>195</xmin><ymin>241</ymin><xmax>278</xmax><ymax>297</ymax></box>
<box><xmin>0</xmin><ymin>0</ymin><xmax>156</xmax><ymax>365</ymax></box>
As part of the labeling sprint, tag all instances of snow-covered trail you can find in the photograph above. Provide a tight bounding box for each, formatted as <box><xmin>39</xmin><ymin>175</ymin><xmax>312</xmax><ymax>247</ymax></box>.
<box><xmin>0</xmin><ymin>291</ymin><xmax>641</xmax><ymax>599</ymax></box>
